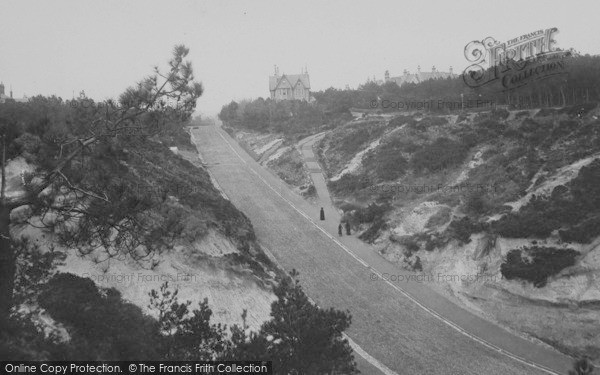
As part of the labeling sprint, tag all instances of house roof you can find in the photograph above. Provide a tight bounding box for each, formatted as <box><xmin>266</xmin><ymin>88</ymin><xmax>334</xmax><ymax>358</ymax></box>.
<box><xmin>270</xmin><ymin>73</ymin><xmax>310</xmax><ymax>91</ymax></box>
<box><xmin>389</xmin><ymin>70</ymin><xmax>456</xmax><ymax>86</ymax></box>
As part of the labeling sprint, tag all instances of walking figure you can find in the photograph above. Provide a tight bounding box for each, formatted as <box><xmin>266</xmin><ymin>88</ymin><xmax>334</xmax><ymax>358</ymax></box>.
<box><xmin>320</xmin><ymin>207</ymin><xmax>325</xmax><ymax>221</ymax></box>
<box><xmin>345</xmin><ymin>221</ymin><xmax>351</xmax><ymax>235</ymax></box>
<box><xmin>338</xmin><ymin>223</ymin><xmax>343</xmax><ymax>237</ymax></box>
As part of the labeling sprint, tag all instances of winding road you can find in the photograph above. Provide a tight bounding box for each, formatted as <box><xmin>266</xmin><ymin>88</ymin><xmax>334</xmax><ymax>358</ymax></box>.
<box><xmin>190</xmin><ymin>122</ymin><xmax>573</xmax><ymax>375</ymax></box>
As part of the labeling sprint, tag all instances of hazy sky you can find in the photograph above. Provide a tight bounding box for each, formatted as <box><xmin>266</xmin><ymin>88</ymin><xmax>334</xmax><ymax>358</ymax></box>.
<box><xmin>1</xmin><ymin>0</ymin><xmax>599</xmax><ymax>116</ymax></box>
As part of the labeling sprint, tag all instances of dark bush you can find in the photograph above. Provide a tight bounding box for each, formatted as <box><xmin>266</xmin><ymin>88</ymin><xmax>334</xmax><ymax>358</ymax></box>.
<box><xmin>477</xmin><ymin>119</ymin><xmax>507</xmax><ymax>134</ymax></box>
<box><xmin>359</xmin><ymin>217</ymin><xmax>387</xmax><ymax>243</ymax></box>
<box><xmin>491</xmin><ymin>108</ymin><xmax>510</xmax><ymax>120</ymax></box>
<box><xmin>419</xmin><ymin>116</ymin><xmax>448</xmax><ymax>128</ymax></box>
<box><xmin>302</xmin><ymin>184</ymin><xmax>317</xmax><ymax>197</ymax></box>
<box><xmin>500</xmin><ymin>247</ymin><xmax>579</xmax><ymax>287</ymax></box>
<box><xmin>559</xmin><ymin>214</ymin><xmax>600</xmax><ymax>243</ymax></box>
<box><xmin>425</xmin><ymin>206</ymin><xmax>452</xmax><ymax>228</ymax></box>
<box><xmin>515</xmin><ymin>111</ymin><xmax>530</xmax><ymax>119</ymax></box>
<box><xmin>464</xmin><ymin>190</ymin><xmax>491</xmax><ymax>216</ymax></box>
<box><xmin>519</xmin><ymin>118</ymin><xmax>544</xmax><ymax>133</ymax></box>
<box><xmin>392</xmin><ymin>235</ymin><xmax>420</xmax><ymax>253</ymax></box>
<box><xmin>424</xmin><ymin>234</ymin><xmax>449</xmax><ymax>251</ymax></box>
<box><xmin>445</xmin><ymin>216</ymin><xmax>485</xmax><ymax>244</ymax></box>
<box><xmin>492</xmin><ymin>211</ymin><xmax>558</xmax><ymax>238</ymax></box>
<box><xmin>328</xmin><ymin>174</ymin><xmax>370</xmax><ymax>195</ymax></box>
<box><xmin>388</xmin><ymin>115</ymin><xmax>416</xmax><ymax>128</ymax></box>
<box><xmin>550</xmin><ymin>120</ymin><xmax>579</xmax><ymax>139</ymax></box>
<box><xmin>456</xmin><ymin>113</ymin><xmax>468</xmax><ymax>123</ymax></box>
<box><xmin>363</xmin><ymin>139</ymin><xmax>409</xmax><ymax>181</ymax></box>
<box><xmin>410</xmin><ymin>137</ymin><xmax>469</xmax><ymax>173</ymax></box>
<box><xmin>338</xmin><ymin>128</ymin><xmax>372</xmax><ymax>155</ymax></box>
<box><xmin>571</xmin><ymin>159</ymin><xmax>600</xmax><ymax>211</ymax></box>
<box><xmin>354</xmin><ymin>203</ymin><xmax>391</xmax><ymax>223</ymax></box>
<box><xmin>413</xmin><ymin>256</ymin><xmax>423</xmax><ymax>271</ymax></box>
<box><xmin>38</xmin><ymin>273</ymin><xmax>160</xmax><ymax>359</ymax></box>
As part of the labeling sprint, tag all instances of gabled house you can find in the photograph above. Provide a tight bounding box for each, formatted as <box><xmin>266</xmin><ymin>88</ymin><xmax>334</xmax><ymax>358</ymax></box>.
<box><xmin>269</xmin><ymin>66</ymin><xmax>311</xmax><ymax>102</ymax></box>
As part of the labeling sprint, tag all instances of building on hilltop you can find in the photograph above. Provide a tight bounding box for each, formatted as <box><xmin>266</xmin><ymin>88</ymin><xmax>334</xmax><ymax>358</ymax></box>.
<box><xmin>384</xmin><ymin>66</ymin><xmax>457</xmax><ymax>87</ymax></box>
<box><xmin>0</xmin><ymin>82</ymin><xmax>28</xmax><ymax>103</ymax></box>
<box><xmin>269</xmin><ymin>65</ymin><xmax>312</xmax><ymax>102</ymax></box>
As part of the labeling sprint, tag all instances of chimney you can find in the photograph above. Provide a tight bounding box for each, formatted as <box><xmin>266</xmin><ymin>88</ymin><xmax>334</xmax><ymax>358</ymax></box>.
<box><xmin>449</xmin><ymin>66</ymin><xmax>453</xmax><ymax>75</ymax></box>
<box><xmin>432</xmin><ymin>65</ymin><xmax>436</xmax><ymax>72</ymax></box>
<box><xmin>417</xmin><ymin>65</ymin><xmax>421</xmax><ymax>72</ymax></box>
<box><xmin>0</xmin><ymin>82</ymin><xmax>4</xmax><ymax>96</ymax></box>
<box><xmin>384</xmin><ymin>70</ymin><xmax>390</xmax><ymax>81</ymax></box>
<box><xmin>10</xmin><ymin>85</ymin><xmax>13</xmax><ymax>98</ymax></box>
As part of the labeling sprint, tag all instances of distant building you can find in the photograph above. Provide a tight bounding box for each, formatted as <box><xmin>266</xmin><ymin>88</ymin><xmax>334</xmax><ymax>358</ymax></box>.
<box><xmin>384</xmin><ymin>66</ymin><xmax>457</xmax><ymax>86</ymax></box>
<box><xmin>0</xmin><ymin>82</ymin><xmax>28</xmax><ymax>103</ymax></box>
<box><xmin>269</xmin><ymin>65</ymin><xmax>311</xmax><ymax>102</ymax></box>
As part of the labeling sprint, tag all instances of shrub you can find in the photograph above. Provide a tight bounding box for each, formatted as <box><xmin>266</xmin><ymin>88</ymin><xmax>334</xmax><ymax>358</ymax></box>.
<box><xmin>519</xmin><ymin>118</ymin><xmax>544</xmax><ymax>133</ymax></box>
<box><xmin>477</xmin><ymin>119</ymin><xmax>507</xmax><ymax>136</ymax></box>
<box><xmin>302</xmin><ymin>184</ymin><xmax>317</xmax><ymax>197</ymax></box>
<box><xmin>416</xmin><ymin>116</ymin><xmax>448</xmax><ymax>130</ymax></box>
<box><xmin>571</xmin><ymin>159</ymin><xmax>600</xmax><ymax>211</ymax></box>
<box><xmin>464</xmin><ymin>190</ymin><xmax>491</xmax><ymax>216</ymax></box>
<box><xmin>11</xmin><ymin>132</ymin><xmax>42</xmax><ymax>157</ymax></box>
<box><xmin>364</xmin><ymin>140</ymin><xmax>409</xmax><ymax>181</ymax></box>
<box><xmin>358</xmin><ymin>217</ymin><xmax>387</xmax><ymax>243</ymax></box>
<box><xmin>491</xmin><ymin>108</ymin><xmax>510</xmax><ymax>120</ymax></box>
<box><xmin>337</xmin><ymin>128</ymin><xmax>371</xmax><ymax>155</ymax></box>
<box><xmin>388</xmin><ymin>115</ymin><xmax>416</xmax><ymax>128</ymax></box>
<box><xmin>456</xmin><ymin>113</ymin><xmax>468</xmax><ymax>123</ymax></box>
<box><xmin>515</xmin><ymin>111</ymin><xmax>530</xmax><ymax>119</ymax></box>
<box><xmin>328</xmin><ymin>174</ymin><xmax>370</xmax><ymax>195</ymax></box>
<box><xmin>500</xmin><ymin>246</ymin><xmax>579</xmax><ymax>287</ymax></box>
<box><xmin>412</xmin><ymin>256</ymin><xmax>423</xmax><ymax>271</ymax></box>
<box><xmin>550</xmin><ymin>120</ymin><xmax>579</xmax><ymax>139</ymax></box>
<box><xmin>410</xmin><ymin>137</ymin><xmax>469</xmax><ymax>173</ymax></box>
<box><xmin>445</xmin><ymin>216</ymin><xmax>485</xmax><ymax>244</ymax></box>
<box><xmin>38</xmin><ymin>273</ymin><xmax>160</xmax><ymax>359</ymax></box>
<box><xmin>559</xmin><ymin>214</ymin><xmax>600</xmax><ymax>243</ymax></box>
<box><xmin>424</xmin><ymin>234</ymin><xmax>448</xmax><ymax>251</ymax></box>
<box><xmin>425</xmin><ymin>206</ymin><xmax>452</xmax><ymax>228</ymax></box>
<box><xmin>512</xmin><ymin>118</ymin><xmax>550</xmax><ymax>144</ymax></box>
<box><xmin>493</xmin><ymin>211</ymin><xmax>557</xmax><ymax>238</ymax></box>
<box><xmin>354</xmin><ymin>203</ymin><xmax>391</xmax><ymax>223</ymax></box>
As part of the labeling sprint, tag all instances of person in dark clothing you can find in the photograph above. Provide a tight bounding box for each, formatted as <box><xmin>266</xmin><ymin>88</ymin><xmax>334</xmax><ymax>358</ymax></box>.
<box><xmin>345</xmin><ymin>221</ymin><xmax>351</xmax><ymax>235</ymax></box>
<box><xmin>320</xmin><ymin>207</ymin><xmax>325</xmax><ymax>220</ymax></box>
<box><xmin>338</xmin><ymin>223</ymin><xmax>343</xmax><ymax>236</ymax></box>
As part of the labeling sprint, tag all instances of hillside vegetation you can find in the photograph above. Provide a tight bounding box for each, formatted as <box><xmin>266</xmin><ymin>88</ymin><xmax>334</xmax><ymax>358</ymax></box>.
<box><xmin>317</xmin><ymin>104</ymin><xmax>600</xmax><ymax>361</ymax></box>
<box><xmin>0</xmin><ymin>47</ymin><xmax>358</xmax><ymax>373</ymax></box>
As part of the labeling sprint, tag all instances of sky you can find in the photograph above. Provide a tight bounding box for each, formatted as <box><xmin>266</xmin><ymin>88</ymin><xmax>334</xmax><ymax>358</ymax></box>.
<box><xmin>1</xmin><ymin>0</ymin><xmax>600</xmax><ymax>116</ymax></box>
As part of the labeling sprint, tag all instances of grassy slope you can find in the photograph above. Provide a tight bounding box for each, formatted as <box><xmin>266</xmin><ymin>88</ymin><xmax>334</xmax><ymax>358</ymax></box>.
<box><xmin>316</xmin><ymin>105</ymin><xmax>600</xmax><ymax>360</ymax></box>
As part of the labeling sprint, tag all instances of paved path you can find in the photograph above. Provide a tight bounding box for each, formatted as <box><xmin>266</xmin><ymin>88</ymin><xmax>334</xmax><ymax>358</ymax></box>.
<box><xmin>297</xmin><ymin>132</ymin><xmax>340</xmax><ymax>218</ymax></box>
<box><xmin>190</xmin><ymin>123</ymin><xmax>573</xmax><ymax>375</ymax></box>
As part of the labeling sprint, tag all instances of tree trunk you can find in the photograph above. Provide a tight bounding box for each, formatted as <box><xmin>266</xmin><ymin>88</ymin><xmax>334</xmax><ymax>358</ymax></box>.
<box><xmin>0</xmin><ymin>205</ymin><xmax>15</xmax><ymax>325</ymax></box>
